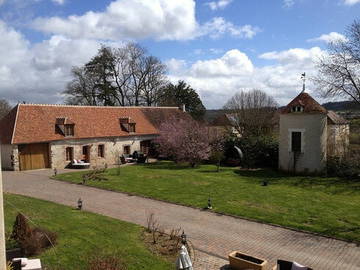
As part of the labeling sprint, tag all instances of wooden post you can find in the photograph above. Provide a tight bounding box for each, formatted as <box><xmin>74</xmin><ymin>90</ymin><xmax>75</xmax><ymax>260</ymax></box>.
<box><xmin>0</xmin><ymin>145</ymin><xmax>7</xmax><ymax>269</ymax></box>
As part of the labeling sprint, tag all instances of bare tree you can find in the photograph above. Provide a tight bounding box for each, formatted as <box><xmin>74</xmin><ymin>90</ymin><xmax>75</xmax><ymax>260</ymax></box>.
<box><xmin>64</xmin><ymin>67</ymin><xmax>98</xmax><ymax>105</ymax></box>
<box><xmin>223</xmin><ymin>89</ymin><xmax>278</xmax><ymax>137</ymax></box>
<box><xmin>63</xmin><ymin>43</ymin><xmax>167</xmax><ymax>106</ymax></box>
<box><xmin>0</xmin><ymin>99</ymin><xmax>11</xmax><ymax>120</ymax></box>
<box><xmin>314</xmin><ymin>20</ymin><xmax>360</xmax><ymax>105</ymax></box>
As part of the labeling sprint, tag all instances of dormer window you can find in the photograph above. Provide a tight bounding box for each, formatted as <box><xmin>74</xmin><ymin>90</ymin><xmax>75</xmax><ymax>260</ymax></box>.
<box><xmin>292</xmin><ymin>106</ymin><xmax>304</xmax><ymax>113</ymax></box>
<box><xmin>119</xmin><ymin>117</ymin><xmax>136</xmax><ymax>133</ymax></box>
<box><xmin>65</xmin><ymin>124</ymin><xmax>75</xmax><ymax>137</ymax></box>
<box><xmin>56</xmin><ymin>117</ymin><xmax>75</xmax><ymax>137</ymax></box>
<box><xmin>129</xmin><ymin>123</ymin><xmax>136</xmax><ymax>133</ymax></box>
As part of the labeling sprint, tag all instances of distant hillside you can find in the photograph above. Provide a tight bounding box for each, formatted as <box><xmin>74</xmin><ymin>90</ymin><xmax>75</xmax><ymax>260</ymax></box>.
<box><xmin>322</xmin><ymin>101</ymin><xmax>360</xmax><ymax>111</ymax></box>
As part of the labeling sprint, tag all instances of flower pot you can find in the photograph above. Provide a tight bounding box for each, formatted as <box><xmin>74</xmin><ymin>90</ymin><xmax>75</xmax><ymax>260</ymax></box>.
<box><xmin>228</xmin><ymin>251</ymin><xmax>268</xmax><ymax>270</ymax></box>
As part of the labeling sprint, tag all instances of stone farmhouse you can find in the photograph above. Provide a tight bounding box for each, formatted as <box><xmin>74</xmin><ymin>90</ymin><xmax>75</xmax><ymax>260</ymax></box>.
<box><xmin>0</xmin><ymin>104</ymin><xmax>189</xmax><ymax>171</ymax></box>
<box><xmin>279</xmin><ymin>92</ymin><xmax>349</xmax><ymax>174</ymax></box>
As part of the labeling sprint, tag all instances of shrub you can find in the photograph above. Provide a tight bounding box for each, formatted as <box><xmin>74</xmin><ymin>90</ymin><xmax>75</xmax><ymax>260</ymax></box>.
<box><xmin>224</xmin><ymin>136</ymin><xmax>279</xmax><ymax>168</ymax></box>
<box><xmin>88</xmin><ymin>255</ymin><xmax>127</xmax><ymax>270</ymax></box>
<box><xmin>327</xmin><ymin>155</ymin><xmax>360</xmax><ymax>179</ymax></box>
<box><xmin>11</xmin><ymin>213</ymin><xmax>57</xmax><ymax>256</ymax></box>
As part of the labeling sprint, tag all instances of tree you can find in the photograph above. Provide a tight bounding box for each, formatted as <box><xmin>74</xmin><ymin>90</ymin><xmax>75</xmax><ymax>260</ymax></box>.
<box><xmin>223</xmin><ymin>89</ymin><xmax>278</xmax><ymax>137</ymax></box>
<box><xmin>64</xmin><ymin>43</ymin><xmax>167</xmax><ymax>106</ymax></box>
<box><xmin>158</xmin><ymin>81</ymin><xmax>206</xmax><ymax>120</ymax></box>
<box><xmin>157</xmin><ymin>116</ymin><xmax>211</xmax><ymax>167</ymax></box>
<box><xmin>314</xmin><ymin>20</ymin><xmax>360</xmax><ymax>105</ymax></box>
<box><xmin>0</xmin><ymin>99</ymin><xmax>11</xmax><ymax>120</ymax></box>
<box><xmin>209</xmin><ymin>129</ymin><xmax>226</xmax><ymax>172</ymax></box>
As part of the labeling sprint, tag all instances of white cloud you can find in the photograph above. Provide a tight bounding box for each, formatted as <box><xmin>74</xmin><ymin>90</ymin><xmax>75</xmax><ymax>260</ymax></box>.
<box><xmin>283</xmin><ymin>0</ymin><xmax>295</xmax><ymax>8</ymax></box>
<box><xmin>52</xmin><ymin>0</ymin><xmax>65</xmax><ymax>5</ymax></box>
<box><xmin>206</xmin><ymin>0</ymin><xmax>233</xmax><ymax>10</ymax></box>
<box><xmin>190</xmin><ymin>49</ymin><xmax>254</xmax><ymax>77</ymax></box>
<box><xmin>343</xmin><ymin>0</ymin><xmax>360</xmax><ymax>5</ymax></box>
<box><xmin>32</xmin><ymin>0</ymin><xmax>198</xmax><ymax>41</ymax></box>
<box><xmin>199</xmin><ymin>17</ymin><xmax>260</xmax><ymax>39</ymax></box>
<box><xmin>32</xmin><ymin>0</ymin><xmax>259</xmax><ymax>41</ymax></box>
<box><xmin>0</xmin><ymin>0</ymin><xmax>5</xmax><ymax>6</ymax></box>
<box><xmin>168</xmin><ymin>47</ymin><xmax>326</xmax><ymax>108</ymax></box>
<box><xmin>0</xmin><ymin>20</ymin><xmax>103</xmax><ymax>104</ymax></box>
<box><xmin>308</xmin><ymin>32</ymin><xmax>347</xmax><ymax>43</ymax></box>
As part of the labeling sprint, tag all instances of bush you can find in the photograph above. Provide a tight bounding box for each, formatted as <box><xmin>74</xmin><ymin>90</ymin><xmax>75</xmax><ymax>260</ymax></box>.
<box><xmin>327</xmin><ymin>155</ymin><xmax>360</xmax><ymax>179</ymax></box>
<box><xmin>11</xmin><ymin>213</ymin><xmax>57</xmax><ymax>256</ymax></box>
<box><xmin>88</xmin><ymin>255</ymin><xmax>127</xmax><ymax>270</ymax></box>
<box><xmin>224</xmin><ymin>136</ymin><xmax>279</xmax><ymax>169</ymax></box>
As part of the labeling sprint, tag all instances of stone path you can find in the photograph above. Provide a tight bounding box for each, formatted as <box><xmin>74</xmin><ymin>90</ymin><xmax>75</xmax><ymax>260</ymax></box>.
<box><xmin>3</xmin><ymin>169</ymin><xmax>360</xmax><ymax>270</ymax></box>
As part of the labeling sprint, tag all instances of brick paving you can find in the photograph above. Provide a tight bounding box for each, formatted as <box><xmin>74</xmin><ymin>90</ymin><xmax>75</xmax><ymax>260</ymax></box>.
<box><xmin>3</xmin><ymin>169</ymin><xmax>360</xmax><ymax>270</ymax></box>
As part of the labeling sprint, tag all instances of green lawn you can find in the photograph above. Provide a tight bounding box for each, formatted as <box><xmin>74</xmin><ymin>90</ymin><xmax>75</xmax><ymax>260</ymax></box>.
<box><xmin>54</xmin><ymin>162</ymin><xmax>360</xmax><ymax>243</ymax></box>
<box><xmin>4</xmin><ymin>193</ymin><xmax>173</xmax><ymax>270</ymax></box>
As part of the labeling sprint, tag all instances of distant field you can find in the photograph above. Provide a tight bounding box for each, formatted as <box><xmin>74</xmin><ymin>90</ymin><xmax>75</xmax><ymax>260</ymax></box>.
<box><xmin>55</xmin><ymin>162</ymin><xmax>360</xmax><ymax>243</ymax></box>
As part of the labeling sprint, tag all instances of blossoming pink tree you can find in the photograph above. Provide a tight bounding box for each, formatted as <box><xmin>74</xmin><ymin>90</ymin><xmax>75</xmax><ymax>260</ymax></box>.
<box><xmin>157</xmin><ymin>117</ymin><xmax>211</xmax><ymax>167</ymax></box>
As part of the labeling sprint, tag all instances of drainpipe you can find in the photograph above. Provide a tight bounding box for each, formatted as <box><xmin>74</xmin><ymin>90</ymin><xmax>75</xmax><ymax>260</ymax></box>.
<box><xmin>0</xmin><ymin>145</ymin><xmax>6</xmax><ymax>270</ymax></box>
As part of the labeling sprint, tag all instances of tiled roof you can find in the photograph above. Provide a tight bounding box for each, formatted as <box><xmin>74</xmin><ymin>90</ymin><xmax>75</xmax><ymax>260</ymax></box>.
<box><xmin>281</xmin><ymin>92</ymin><xmax>327</xmax><ymax>114</ymax></box>
<box><xmin>327</xmin><ymin>110</ymin><xmax>349</xmax><ymax>125</ymax></box>
<box><xmin>140</xmin><ymin>107</ymin><xmax>192</xmax><ymax>128</ymax></box>
<box><xmin>0</xmin><ymin>104</ymin><xmax>186</xmax><ymax>145</ymax></box>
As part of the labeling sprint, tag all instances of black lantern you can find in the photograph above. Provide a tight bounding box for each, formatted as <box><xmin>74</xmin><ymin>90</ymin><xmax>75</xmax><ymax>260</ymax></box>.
<box><xmin>77</xmin><ymin>198</ymin><xmax>83</xmax><ymax>210</ymax></box>
<box><xmin>181</xmin><ymin>231</ymin><xmax>187</xmax><ymax>245</ymax></box>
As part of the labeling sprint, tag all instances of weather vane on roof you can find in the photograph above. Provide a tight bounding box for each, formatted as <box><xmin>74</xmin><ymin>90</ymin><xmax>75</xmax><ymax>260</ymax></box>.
<box><xmin>301</xmin><ymin>72</ymin><xmax>306</xmax><ymax>93</ymax></box>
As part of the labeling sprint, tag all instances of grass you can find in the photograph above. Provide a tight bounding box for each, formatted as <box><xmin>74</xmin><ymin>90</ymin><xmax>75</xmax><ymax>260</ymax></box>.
<box><xmin>54</xmin><ymin>162</ymin><xmax>360</xmax><ymax>243</ymax></box>
<box><xmin>4</xmin><ymin>193</ymin><xmax>173</xmax><ymax>270</ymax></box>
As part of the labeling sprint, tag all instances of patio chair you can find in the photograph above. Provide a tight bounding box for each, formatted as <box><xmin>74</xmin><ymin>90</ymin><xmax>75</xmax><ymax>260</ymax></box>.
<box><xmin>137</xmin><ymin>154</ymin><xmax>147</xmax><ymax>163</ymax></box>
<box><xmin>272</xmin><ymin>260</ymin><xmax>313</xmax><ymax>270</ymax></box>
<box><xmin>72</xmin><ymin>159</ymin><xmax>90</xmax><ymax>168</ymax></box>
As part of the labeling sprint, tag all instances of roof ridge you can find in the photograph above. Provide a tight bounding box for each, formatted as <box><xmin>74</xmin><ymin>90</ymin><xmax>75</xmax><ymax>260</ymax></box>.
<box><xmin>18</xmin><ymin>103</ymin><xmax>180</xmax><ymax>109</ymax></box>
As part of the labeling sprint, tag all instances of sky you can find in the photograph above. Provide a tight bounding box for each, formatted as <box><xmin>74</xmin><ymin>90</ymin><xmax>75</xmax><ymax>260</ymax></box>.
<box><xmin>0</xmin><ymin>0</ymin><xmax>359</xmax><ymax>109</ymax></box>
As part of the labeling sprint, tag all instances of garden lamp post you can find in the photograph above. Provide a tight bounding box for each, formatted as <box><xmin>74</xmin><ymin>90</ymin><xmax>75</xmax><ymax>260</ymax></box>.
<box><xmin>181</xmin><ymin>231</ymin><xmax>187</xmax><ymax>245</ymax></box>
<box><xmin>207</xmin><ymin>197</ymin><xmax>212</xmax><ymax>209</ymax></box>
<box><xmin>77</xmin><ymin>198</ymin><xmax>83</xmax><ymax>210</ymax></box>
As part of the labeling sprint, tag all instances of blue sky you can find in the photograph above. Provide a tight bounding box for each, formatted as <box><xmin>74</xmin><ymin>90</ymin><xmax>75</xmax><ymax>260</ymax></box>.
<box><xmin>0</xmin><ymin>0</ymin><xmax>359</xmax><ymax>108</ymax></box>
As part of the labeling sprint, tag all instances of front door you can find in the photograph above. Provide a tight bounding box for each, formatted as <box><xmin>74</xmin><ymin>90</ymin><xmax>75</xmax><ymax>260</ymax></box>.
<box><xmin>140</xmin><ymin>140</ymin><xmax>151</xmax><ymax>155</ymax></box>
<box><xmin>82</xmin><ymin>146</ymin><xmax>90</xmax><ymax>163</ymax></box>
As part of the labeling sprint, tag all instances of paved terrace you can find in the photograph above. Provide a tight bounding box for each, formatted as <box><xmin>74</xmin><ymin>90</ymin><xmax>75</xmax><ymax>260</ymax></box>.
<box><xmin>3</xmin><ymin>169</ymin><xmax>360</xmax><ymax>270</ymax></box>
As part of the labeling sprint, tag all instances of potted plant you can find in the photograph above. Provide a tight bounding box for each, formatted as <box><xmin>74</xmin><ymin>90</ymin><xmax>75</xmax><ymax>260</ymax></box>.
<box><xmin>228</xmin><ymin>251</ymin><xmax>268</xmax><ymax>270</ymax></box>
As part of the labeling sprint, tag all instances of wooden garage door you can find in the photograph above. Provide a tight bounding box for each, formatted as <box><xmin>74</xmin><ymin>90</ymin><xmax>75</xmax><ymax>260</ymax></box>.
<box><xmin>19</xmin><ymin>143</ymin><xmax>50</xmax><ymax>171</ymax></box>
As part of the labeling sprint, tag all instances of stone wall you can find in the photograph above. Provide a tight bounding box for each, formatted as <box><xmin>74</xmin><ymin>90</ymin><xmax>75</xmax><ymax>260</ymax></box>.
<box><xmin>327</xmin><ymin>124</ymin><xmax>350</xmax><ymax>157</ymax></box>
<box><xmin>279</xmin><ymin>113</ymin><xmax>327</xmax><ymax>173</ymax></box>
<box><xmin>50</xmin><ymin>135</ymin><xmax>156</xmax><ymax>169</ymax></box>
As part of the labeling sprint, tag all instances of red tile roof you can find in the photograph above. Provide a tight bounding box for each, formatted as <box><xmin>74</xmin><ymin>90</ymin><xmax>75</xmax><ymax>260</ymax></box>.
<box><xmin>281</xmin><ymin>92</ymin><xmax>327</xmax><ymax>114</ymax></box>
<box><xmin>327</xmin><ymin>110</ymin><xmax>349</xmax><ymax>125</ymax></box>
<box><xmin>0</xmin><ymin>104</ymin><xmax>186</xmax><ymax>145</ymax></box>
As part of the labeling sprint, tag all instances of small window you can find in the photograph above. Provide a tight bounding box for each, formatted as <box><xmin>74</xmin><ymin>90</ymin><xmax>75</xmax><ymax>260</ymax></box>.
<box><xmin>129</xmin><ymin>123</ymin><xmax>136</xmax><ymax>133</ymax></box>
<box><xmin>123</xmin><ymin>145</ymin><xmax>131</xmax><ymax>155</ymax></box>
<box><xmin>66</xmin><ymin>147</ymin><xmax>74</xmax><ymax>161</ymax></box>
<box><xmin>291</xmin><ymin>132</ymin><xmax>302</xmax><ymax>152</ymax></box>
<box><xmin>292</xmin><ymin>106</ymin><xmax>304</xmax><ymax>113</ymax></box>
<box><xmin>65</xmin><ymin>124</ymin><xmax>74</xmax><ymax>136</ymax></box>
<box><xmin>98</xmin><ymin>144</ymin><xmax>105</xmax><ymax>158</ymax></box>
